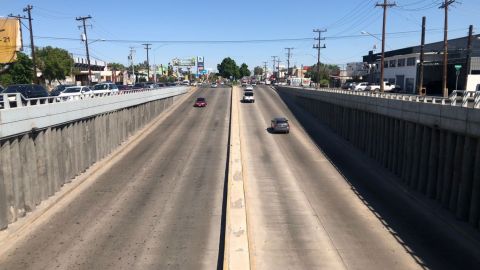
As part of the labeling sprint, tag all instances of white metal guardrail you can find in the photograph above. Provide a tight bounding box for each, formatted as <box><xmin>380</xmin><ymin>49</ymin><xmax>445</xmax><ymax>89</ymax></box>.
<box><xmin>0</xmin><ymin>87</ymin><xmax>180</xmax><ymax>110</ymax></box>
<box><xmin>287</xmin><ymin>86</ymin><xmax>480</xmax><ymax>109</ymax></box>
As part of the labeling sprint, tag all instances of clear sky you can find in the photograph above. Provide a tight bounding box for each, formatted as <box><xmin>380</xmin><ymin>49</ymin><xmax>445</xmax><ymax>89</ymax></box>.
<box><xmin>1</xmin><ymin>0</ymin><xmax>479</xmax><ymax>71</ymax></box>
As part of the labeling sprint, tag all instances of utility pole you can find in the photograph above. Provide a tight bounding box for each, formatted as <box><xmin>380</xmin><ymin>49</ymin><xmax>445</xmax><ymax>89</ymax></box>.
<box><xmin>142</xmin><ymin>43</ymin><xmax>152</xmax><ymax>81</ymax></box>
<box><xmin>23</xmin><ymin>5</ymin><xmax>37</xmax><ymax>84</ymax></box>
<box><xmin>263</xmin><ymin>61</ymin><xmax>268</xmax><ymax>82</ymax></box>
<box><xmin>418</xmin><ymin>16</ymin><xmax>426</xmax><ymax>96</ymax></box>
<box><xmin>439</xmin><ymin>0</ymin><xmax>455</xmax><ymax>97</ymax></box>
<box><xmin>285</xmin><ymin>47</ymin><xmax>294</xmax><ymax>77</ymax></box>
<box><xmin>376</xmin><ymin>0</ymin><xmax>396</xmax><ymax>93</ymax></box>
<box><xmin>276</xmin><ymin>59</ymin><xmax>282</xmax><ymax>80</ymax></box>
<box><xmin>76</xmin><ymin>15</ymin><xmax>92</xmax><ymax>85</ymax></box>
<box><xmin>464</xmin><ymin>25</ymin><xmax>473</xmax><ymax>90</ymax></box>
<box><xmin>129</xmin><ymin>47</ymin><xmax>136</xmax><ymax>83</ymax></box>
<box><xmin>313</xmin><ymin>29</ymin><xmax>326</xmax><ymax>89</ymax></box>
<box><xmin>271</xmin><ymin>56</ymin><xmax>278</xmax><ymax>81</ymax></box>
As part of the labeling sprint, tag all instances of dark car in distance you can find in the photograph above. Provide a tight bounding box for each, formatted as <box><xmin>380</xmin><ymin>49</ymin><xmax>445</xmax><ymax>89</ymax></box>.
<box><xmin>270</xmin><ymin>117</ymin><xmax>290</xmax><ymax>133</ymax></box>
<box><xmin>0</xmin><ymin>84</ymin><xmax>50</xmax><ymax>108</ymax></box>
<box><xmin>194</xmin><ymin>97</ymin><xmax>207</xmax><ymax>107</ymax></box>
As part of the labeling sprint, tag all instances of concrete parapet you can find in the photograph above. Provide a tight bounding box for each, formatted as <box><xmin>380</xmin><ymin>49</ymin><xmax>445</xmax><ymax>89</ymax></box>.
<box><xmin>0</xmin><ymin>90</ymin><xmax>186</xmax><ymax>231</ymax></box>
<box><xmin>277</xmin><ymin>86</ymin><xmax>480</xmax><ymax>231</ymax></box>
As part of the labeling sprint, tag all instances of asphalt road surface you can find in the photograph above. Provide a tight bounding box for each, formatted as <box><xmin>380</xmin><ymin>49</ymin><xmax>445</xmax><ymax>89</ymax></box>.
<box><xmin>0</xmin><ymin>87</ymin><xmax>231</xmax><ymax>270</ymax></box>
<box><xmin>239</xmin><ymin>85</ymin><xmax>422</xmax><ymax>270</ymax></box>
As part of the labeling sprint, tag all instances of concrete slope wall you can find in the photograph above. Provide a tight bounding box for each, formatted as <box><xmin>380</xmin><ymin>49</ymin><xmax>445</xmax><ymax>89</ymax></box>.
<box><xmin>0</xmin><ymin>90</ymin><xmax>186</xmax><ymax>230</ymax></box>
<box><xmin>277</xmin><ymin>87</ymin><xmax>480</xmax><ymax>231</ymax></box>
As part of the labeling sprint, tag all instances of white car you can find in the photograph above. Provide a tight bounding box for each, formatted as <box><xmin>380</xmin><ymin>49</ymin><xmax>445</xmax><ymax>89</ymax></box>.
<box><xmin>353</xmin><ymin>82</ymin><xmax>369</xmax><ymax>91</ymax></box>
<box><xmin>57</xmin><ymin>86</ymin><xmax>93</xmax><ymax>101</ymax></box>
<box><xmin>245</xmin><ymin>84</ymin><xmax>254</xmax><ymax>91</ymax></box>
<box><xmin>92</xmin><ymin>83</ymin><xmax>118</xmax><ymax>94</ymax></box>
<box><xmin>243</xmin><ymin>91</ymin><xmax>254</xmax><ymax>103</ymax></box>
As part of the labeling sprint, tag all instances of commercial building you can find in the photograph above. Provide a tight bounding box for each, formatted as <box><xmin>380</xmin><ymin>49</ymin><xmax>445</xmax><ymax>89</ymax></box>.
<box><xmin>363</xmin><ymin>33</ymin><xmax>480</xmax><ymax>95</ymax></box>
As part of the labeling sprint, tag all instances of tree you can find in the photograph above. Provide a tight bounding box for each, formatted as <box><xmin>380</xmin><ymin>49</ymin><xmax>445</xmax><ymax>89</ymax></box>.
<box><xmin>239</xmin><ymin>63</ymin><xmax>251</xmax><ymax>78</ymax></box>
<box><xmin>305</xmin><ymin>63</ymin><xmax>339</xmax><ymax>84</ymax></box>
<box><xmin>0</xmin><ymin>52</ymin><xmax>33</xmax><ymax>86</ymax></box>
<box><xmin>36</xmin><ymin>46</ymin><xmax>74</xmax><ymax>85</ymax></box>
<box><xmin>217</xmin><ymin>57</ymin><xmax>240</xmax><ymax>80</ymax></box>
<box><xmin>108</xmin><ymin>62</ymin><xmax>126</xmax><ymax>71</ymax></box>
<box><xmin>254</xmin><ymin>66</ymin><xmax>264</xmax><ymax>76</ymax></box>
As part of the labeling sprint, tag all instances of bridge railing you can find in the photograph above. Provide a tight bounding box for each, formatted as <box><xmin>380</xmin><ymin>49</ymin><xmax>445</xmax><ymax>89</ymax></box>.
<box><xmin>0</xmin><ymin>86</ymin><xmax>181</xmax><ymax>110</ymax></box>
<box><xmin>288</xmin><ymin>86</ymin><xmax>480</xmax><ymax>109</ymax></box>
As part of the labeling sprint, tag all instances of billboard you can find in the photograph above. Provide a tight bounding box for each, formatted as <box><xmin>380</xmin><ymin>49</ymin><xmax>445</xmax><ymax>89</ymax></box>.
<box><xmin>197</xmin><ymin>56</ymin><xmax>204</xmax><ymax>67</ymax></box>
<box><xmin>0</xmin><ymin>18</ymin><xmax>22</xmax><ymax>63</ymax></box>
<box><xmin>172</xmin><ymin>57</ymin><xmax>195</xmax><ymax>67</ymax></box>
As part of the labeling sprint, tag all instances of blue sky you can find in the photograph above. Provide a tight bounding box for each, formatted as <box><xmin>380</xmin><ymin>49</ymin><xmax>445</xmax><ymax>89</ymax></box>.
<box><xmin>1</xmin><ymin>0</ymin><xmax>479</xmax><ymax>71</ymax></box>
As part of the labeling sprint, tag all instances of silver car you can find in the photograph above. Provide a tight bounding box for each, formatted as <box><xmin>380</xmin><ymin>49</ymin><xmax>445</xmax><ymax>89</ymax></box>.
<box><xmin>271</xmin><ymin>117</ymin><xmax>290</xmax><ymax>133</ymax></box>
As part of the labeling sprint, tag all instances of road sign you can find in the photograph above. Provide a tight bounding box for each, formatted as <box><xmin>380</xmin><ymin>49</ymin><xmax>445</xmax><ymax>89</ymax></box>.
<box><xmin>455</xmin><ymin>65</ymin><xmax>462</xmax><ymax>71</ymax></box>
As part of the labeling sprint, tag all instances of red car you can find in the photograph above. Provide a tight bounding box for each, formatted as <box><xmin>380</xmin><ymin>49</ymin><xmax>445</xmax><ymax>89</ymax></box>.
<box><xmin>194</xmin><ymin>97</ymin><xmax>207</xmax><ymax>107</ymax></box>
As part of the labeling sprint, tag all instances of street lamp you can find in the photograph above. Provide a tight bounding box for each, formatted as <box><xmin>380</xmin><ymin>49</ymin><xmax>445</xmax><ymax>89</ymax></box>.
<box><xmin>88</xmin><ymin>38</ymin><xmax>106</xmax><ymax>45</ymax></box>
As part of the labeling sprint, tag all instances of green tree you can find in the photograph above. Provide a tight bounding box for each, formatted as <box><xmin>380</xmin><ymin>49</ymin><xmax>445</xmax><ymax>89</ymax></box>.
<box><xmin>36</xmin><ymin>46</ymin><xmax>74</xmax><ymax>85</ymax></box>
<box><xmin>254</xmin><ymin>66</ymin><xmax>264</xmax><ymax>76</ymax></box>
<box><xmin>305</xmin><ymin>63</ymin><xmax>339</xmax><ymax>84</ymax></box>
<box><xmin>217</xmin><ymin>57</ymin><xmax>240</xmax><ymax>80</ymax></box>
<box><xmin>239</xmin><ymin>63</ymin><xmax>251</xmax><ymax>78</ymax></box>
<box><xmin>108</xmin><ymin>62</ymin><xmax>126</xmax><ymax>71</ymax></box>
<box><xmin>0</xmin><ymin>52</ymin><xmax>33</xmax><ymax>86</ymax></box>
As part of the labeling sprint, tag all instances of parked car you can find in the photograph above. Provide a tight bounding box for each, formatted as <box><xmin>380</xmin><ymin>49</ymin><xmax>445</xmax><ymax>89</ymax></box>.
<box><xmin>182</xmin><ymin>80</ymin><xmax>190</xmax><ymax>85</ymax></box>
<box><xmin>211</xmin><ymin>83</ymin><xmax>218</xmax><ymax>88</ymax></box>
<box><xmin>194</xmin><ymin>97</ymin><xmax>207</xmax><ymax>107</ymax></box>
<box><xmin>117</xmin><ymin>85</ymin><xmax>132</xmax><ymax>92</ymax></box>
<box><xmin>57</xmin><ymin>86</ymin><xmax>93</xmax><ymax>101</ymax></box>
<box><xmin>365</xmin><ymin>82</ymin><xmax>397</xmax><ymax>92</ymax></box>
<box><xmin>243</xmin><ymin>91</ymin><xmax>255</xmax><ymax>103</ymax></box>
<box><xmin>92</xmin><ymin>83</ymin><xmax>119</xmax><ymax>94</ymax></box>
<box><xmin>353</xmin><ymin>82</ymin><xmax>369</xmax><ymax>91</ymax></box>
<box><xmin>341</xmin><ymin>82</ymin><xmax>356</xmax><ymax>90</ymax></box>
<box><xmin>50</xmin><ymin>84</ymin><xmax>75</xmax><ymax>96</ymax></box>
<box><xmin>270</xmin><ymin>117</ymin><xmax>290</xmax><ymax>134</ymax></box>
<box><xmin>166</xmin><ymin>82</ymin><xmax>176</xmax><ymax>87</ymax></box>
<box><xmin>0</xmin><ymin>84</ymin><xmax>49</xmax><ymax>107</ymax></box>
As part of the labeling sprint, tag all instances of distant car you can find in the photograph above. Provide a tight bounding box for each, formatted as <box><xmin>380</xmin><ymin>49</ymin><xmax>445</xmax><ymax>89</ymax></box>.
<box><xmin>0</xmin><ymin>84</ymin><xmax>50</xmax><ymax>107</ymax></box>
<box><xmin>50</xmin><ymin>84</ymin><xmax>75</xmax><ymax>96</ymax></box>
<box><xmin>245</xmin><ymin>85</ymin><xmax>254</xmax><ymax>91</ymax></box>
<box><xmin>194</xmin><ymin>97</ymin><xmax>207</xmax><ymax>107</ymax></box>
<box><xmin>117</xmin><ymin>85</ymin><xmax>132</xmax><ymax>92</ymax></box>
<box><xmin>270</xmin><ymin>117</ymin><xmax>290</xmax><ymax>134</ymax></box>
<box><xmin>243</xmin><ymin>91</ymin><xmax>255</xmax><ymax>103</ymax></box>
<box><xmin>92</xmin><ymin>83</ymin><xmax>118</xmax><ymax>94</ymax></box>
<box><xmin>353</xmin><ymin>82</ymin><xmax>369</xmax><ymax>91</ymax></box>
<box><xmin>57</xmin><ymin>86</ymin><xmax>93</xmax><ymax>101</ymax></box>
<box><xmin>182</xmin><ymin>80</ymin><xmax>190</xmax><ymax>85</ymax></box>
<box><xmin>341</xmin><ymin>82</ymin><xmax>356</xmax><ymax>90</ymax></box>
<box><xmin>211</xmin><ymin>83</ymin><xmax>218</xmax><ymax>88</ymax></box>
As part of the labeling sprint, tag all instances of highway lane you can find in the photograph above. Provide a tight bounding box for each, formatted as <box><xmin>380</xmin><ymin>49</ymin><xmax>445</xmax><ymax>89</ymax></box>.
<box><xmin>238</xmin><ymin>85</ymin><xmax>421</xmax><ymax>270</ymax></box>
<box><xmin>0</xmin><ymin>87</ymin><xmax>230</xmax><ymax>270</ymax></box>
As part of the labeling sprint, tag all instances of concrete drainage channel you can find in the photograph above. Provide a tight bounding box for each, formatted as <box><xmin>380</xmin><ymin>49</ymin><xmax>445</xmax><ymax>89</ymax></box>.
<box><xmin>222</xmin><ymin>86</ymin><xmax>251</xmax><ymax>270</ymax></box>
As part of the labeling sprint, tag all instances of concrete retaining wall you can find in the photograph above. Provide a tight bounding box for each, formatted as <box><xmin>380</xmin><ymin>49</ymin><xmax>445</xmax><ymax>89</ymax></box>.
<box><xmin>0</xmin><ymin>91</ymin><xmax>184</xmax><ymax>230</ymax></box>
<box><xmin>277</xmin><ymin>87</ymin><xmax>480</xmax><ymax>230</ymax></box>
